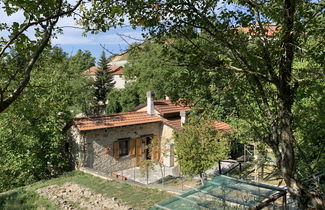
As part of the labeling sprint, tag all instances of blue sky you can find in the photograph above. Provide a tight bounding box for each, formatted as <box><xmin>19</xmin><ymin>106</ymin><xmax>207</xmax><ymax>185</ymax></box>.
<box><xmin>1</xmin><ymin>2</ymin><xmax>143</xmax><ymax>62</ymax></box>
<box><xmin>53</xmin><ymin>24</ymin><xmax>144</xmax><ymax>61</ymax></box>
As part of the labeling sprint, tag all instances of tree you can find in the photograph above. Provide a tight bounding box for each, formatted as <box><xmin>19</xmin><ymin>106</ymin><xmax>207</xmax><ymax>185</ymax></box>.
<box><xmin>123</xmin><ymin>41</ymin><xmax>237</xmax><ymax>119</ymax></box>
<box><xmin>93</xmin><ymin>51</ymin><xmax>115</xmax><ymax>114</ymax></box>
<box><xmin>174</xmin><ymin>119</ymin><xmax>230</xmax><ymax>185</ymax></box>
<box><xmin>0</xmin><ymin>0</ymin><xmax>82</xmax><ymax>113</ymax></box>
<box><xmin>106</xmin><ymin>84</ymin><xmax>142</xmax><ymax>114</ymax></box>
<box><xmin>0</xmin><ymin>47</ymin><xmax>81</xmax><ymax>191</ymax></box>
<box><xmin>67</xmin><ymin>50</ymin><xmax>95</xmax><ymax>114</ymax></box>
<box><xmin>68</xmin><ymin>50</ymin><xmax>96</xmax><ymax>74</ymax></box>
<box><xmin>81</xmin><ymin>0</ymin><xmax>325</xmax><ymax>207</ymax></box>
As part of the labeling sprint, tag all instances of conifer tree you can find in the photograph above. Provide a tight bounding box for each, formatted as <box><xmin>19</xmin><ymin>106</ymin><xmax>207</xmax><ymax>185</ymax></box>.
<box><xmin>93</xmin><ymin>51</ymin><xmax>115</xmax><ymax>114</ymax></box>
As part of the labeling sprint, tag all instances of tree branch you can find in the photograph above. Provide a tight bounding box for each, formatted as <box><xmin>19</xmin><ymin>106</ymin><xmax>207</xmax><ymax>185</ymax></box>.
<box><xmin>0</xmin><ymin>0</ymin><xmax>83</xmax><ymax>58</ymax></box>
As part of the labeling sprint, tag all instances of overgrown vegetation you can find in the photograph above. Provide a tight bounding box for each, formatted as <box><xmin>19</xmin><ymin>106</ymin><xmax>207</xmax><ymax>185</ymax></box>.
<box><xmin>0</xmin><ymin>47</ymin><xmax>94</xmax><ymax>192</ymax></box>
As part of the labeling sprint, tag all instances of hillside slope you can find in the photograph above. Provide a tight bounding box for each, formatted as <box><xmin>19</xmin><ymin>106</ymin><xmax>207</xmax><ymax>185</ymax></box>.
<box><xmin>0</xmin><ymin>171</ymin><xmax>171</xmax><ymax>210</ymax></box>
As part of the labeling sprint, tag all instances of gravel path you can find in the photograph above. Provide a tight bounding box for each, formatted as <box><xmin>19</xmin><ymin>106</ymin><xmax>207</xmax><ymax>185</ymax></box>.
<box><xmin>36</xmin><ymin>182</ymin><xmax>131</xmax><ymax>210</ymax></box>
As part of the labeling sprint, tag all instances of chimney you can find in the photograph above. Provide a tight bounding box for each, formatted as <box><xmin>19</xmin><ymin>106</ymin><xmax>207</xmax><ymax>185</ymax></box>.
<box><xmin>147</xmin><ymin>91</ymin><xmax>155</xmax><ymax>115</ymax></box>
<box><xmin>180</xmin><ymin>110</ymin><xmax>188</xmax><ymax>127</ymax></box>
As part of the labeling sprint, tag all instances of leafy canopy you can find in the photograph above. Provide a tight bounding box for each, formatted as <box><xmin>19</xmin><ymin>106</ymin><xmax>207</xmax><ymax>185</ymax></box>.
<box><xmin>0</xmin><ymin>47</ymin><xmax>95</xmax><ymax>192</ymax></box>
<box><xmin>174</xmin><ymin>119</ymin><xmax>231</xmax><ymax>179</ymax></box>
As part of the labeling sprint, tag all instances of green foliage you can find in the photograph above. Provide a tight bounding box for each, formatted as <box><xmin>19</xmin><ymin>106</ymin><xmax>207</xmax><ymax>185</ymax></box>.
<box><xmin>0</xmin><ymin>189</ymin><xmax>57</xmax><ymax>210</ymax></box>
<box><xmin>121</xmin><ymin>41</ymin><xmax>237</xmax><ymax>119</ymax></box>
<box><xmin>174</xmin><ymin>119</ymin><xmax>231</xmax><ymax>179</ymax></box>
<box><xmin>106</xmin><ymin>84</ymin><xmax>142</xmax><ymax>114</ymax></box>
<box><xmin>293</xmin><ymin>79</ymin><xmax>325</xmax><ymax>177</ymax></box>
<box><xmin>0</xmin><ymin>0</ymin><xmax>81</xmax><ymax>113</ymax></box>
<box><xmin>68</xmin><ymin>50</ymin><xmax>96</xmax><ymax>72</ymax></box>
<box><xmin>81</xmin><ymin>0</ymin><xmax>324</xmax><ymax>205</ymax></box>
<box><xmin>93</xmin><ymin>51</ymin><xmax>115</xmax><ymax>113</ymax></box>
<box><xmin>67</xmin><ymin>50</ymin><xmax>95</xmax><ymax>114</ymax></box>
<box><xmin>0</xmin><ymin>47</ymin><xmax>94</xmax><ymax>192</ymax></box>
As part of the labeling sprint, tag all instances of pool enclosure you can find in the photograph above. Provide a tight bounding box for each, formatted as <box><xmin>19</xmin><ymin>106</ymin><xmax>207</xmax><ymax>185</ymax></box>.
<box><xmin>153</xmin><ymin>175</ymin><xmax>287</xmax><ymax>210</ymax></box>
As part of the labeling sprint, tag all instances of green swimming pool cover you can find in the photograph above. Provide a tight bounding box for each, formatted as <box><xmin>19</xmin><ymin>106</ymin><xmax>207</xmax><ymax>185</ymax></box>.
<box><xmin>153</xmin><ymin>175</ymin><xmax>286</xmax><ymax>210</ymax></box>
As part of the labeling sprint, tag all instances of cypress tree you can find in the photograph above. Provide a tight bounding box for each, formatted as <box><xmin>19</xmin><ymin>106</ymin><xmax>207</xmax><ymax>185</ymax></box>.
<box><xmin>93</xmin><ymin>51</ymin><xmax>115</xmax><ymax>114</ymax></box>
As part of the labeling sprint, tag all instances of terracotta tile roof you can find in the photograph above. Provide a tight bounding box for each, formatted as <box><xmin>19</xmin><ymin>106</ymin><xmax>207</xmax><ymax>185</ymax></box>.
<box><xmin>155</xmin><ymin>100</ymin><xmax>191</xmax><ymax>115</ymax></box>
<box><xmin>83</xmin><ymin>65</ymin><xmax>123</xmax><ymax>76</ymax></box>
<box><xmin>213</xmin><ymin>121</ymin><xmax>232</xmax><ymax>131</ymax></box>
<box><xmin>163</xmin><ymin>118</ymin><xmax>231</xmax><ymax>131</ymax></box>
<box><xmin>163</xmin><ymin>117</ymin><xmax>182</xmax><ymax>130</ymax></box>
<box><xmin>74</xmin><ymin>111</ymin><xmax>162</xmax><ymax>131</ymax></box>
<box><xmin>133</xmin><ymin>100</ymin><xmax>191</xmax><ymax>115</ymax></box>
<box><xmin>111</xmin><ymin>67</ymin><xmax>123</xmax><ymax>75</ymax></box>
<box><xmin>83</xmin><ymin>66</ymin><xmax>98</xmax><ymax>76</ymax></box>
<box><xmin>238</xmin><ymin>25</ymin><xmax>278</xmax><ymax>36</ymax></box>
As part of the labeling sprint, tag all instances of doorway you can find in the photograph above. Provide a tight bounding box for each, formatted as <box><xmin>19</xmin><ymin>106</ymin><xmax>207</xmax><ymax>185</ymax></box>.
<box><xmin>143</xmin><ymin>136</ymin><xmax>152</xmax><ymax>160</ymax></box>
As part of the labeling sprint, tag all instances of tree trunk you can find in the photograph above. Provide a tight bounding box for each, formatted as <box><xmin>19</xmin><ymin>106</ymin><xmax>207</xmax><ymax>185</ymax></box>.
<box><xmin>277</xmin><ymin>103</ymin><xmax>325</xmax><ymax>209</ymax></box>
<box><xmin>199</xmin><ymin>173</ymin><xmax>205</xmax><ymax>185</ymax></box>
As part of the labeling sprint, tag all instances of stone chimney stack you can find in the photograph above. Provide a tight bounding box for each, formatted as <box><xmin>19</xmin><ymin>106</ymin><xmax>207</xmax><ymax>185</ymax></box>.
<box><xmin>147</xmin><ymin>91</ymin><xmax>155</xmax><ymax>115</ymax></box>
<box><xmin>180</xmin><ymin>110</ymin><xmax>188</xmax><ymax>127</ymax></box>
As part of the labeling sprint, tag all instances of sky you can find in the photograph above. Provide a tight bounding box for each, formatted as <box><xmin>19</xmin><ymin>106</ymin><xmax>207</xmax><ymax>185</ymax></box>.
<box><xmin>1</xmin><ymin>1</ymin><xmax>144</xmax><ymax>63</ymax></box>
<box><xmin>53</xmin><ymin>23</ymin><xmax>144</xmax><ymax>61</ymax></box>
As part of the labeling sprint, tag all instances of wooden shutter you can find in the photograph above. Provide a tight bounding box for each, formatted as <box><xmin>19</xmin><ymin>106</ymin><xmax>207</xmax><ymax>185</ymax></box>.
<box><xmin>135</xmin><ymin>138</ymin><xmax>142</xmax><ymax>166</ymax></box>
<box><xmin>152</xmin><ymin>136</ymin><xmax>160</xmax><ymax>161</ymax></box>
<box><xmin>113</xmin><ymin>141</ymin><xmax>120</xmax><ymax>159</ymax></box>
<box><xmin>129</xmin><ymin>139</ymin><xmax>136</xmax><ymax>155</ymax></box>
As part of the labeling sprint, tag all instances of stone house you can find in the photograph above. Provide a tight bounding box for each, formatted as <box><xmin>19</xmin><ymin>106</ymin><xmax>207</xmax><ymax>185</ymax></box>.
<box><xmin>70</xmin><ymin>92</ymin><xmax>231</xmax><ymax>175</ymax></box>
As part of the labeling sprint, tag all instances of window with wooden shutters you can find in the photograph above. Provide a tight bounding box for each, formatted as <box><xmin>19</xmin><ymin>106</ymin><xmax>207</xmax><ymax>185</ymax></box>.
<box><xmin>129</xmin><ymin>139</ymin><xmax>135</xmax><ymax>156</ymax></box>
<box><xmin>119</xmin><ymin>138</ymin><xmax>129</xmax><ymax>157</ymax></box>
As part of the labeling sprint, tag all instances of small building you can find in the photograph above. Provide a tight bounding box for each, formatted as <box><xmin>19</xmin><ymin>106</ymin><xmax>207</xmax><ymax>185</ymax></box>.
<box><xmin>70</xmin><ymin>92</ymin><xmax>231</xmax><ymax>176</ymax></box>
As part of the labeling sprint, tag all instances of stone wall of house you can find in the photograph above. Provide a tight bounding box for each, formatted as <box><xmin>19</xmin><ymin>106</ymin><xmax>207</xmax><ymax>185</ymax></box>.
<box><xmin>69</xmin><ymin>126</ymin><xmax>84</xmax><ymax>169</ymax></box>
<box><xmin>161</xmin><ymin>124</ymin><xmax>176</xmax><ymax>167</ymax></box>
<box><xmin>79</xmin><ymin>122</ymin><xmax>162</xmax><ymax>174</ymax></box>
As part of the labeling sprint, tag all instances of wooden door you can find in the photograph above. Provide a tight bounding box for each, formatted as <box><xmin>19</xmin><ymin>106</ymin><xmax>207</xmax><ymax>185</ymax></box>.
<box><xmin>135</xmin><ymin>138</ymin><xmax>142</xmax><ymax>166</ymax></box>
<box><xmin>152</xmin><ymin>136</ymin><xmax>160</xmax><ymax>161</ymax></box>
<box><xmin>113</xmin><ymin>141</ymin><xmax>120</xmax><ymax>160</ymax></box>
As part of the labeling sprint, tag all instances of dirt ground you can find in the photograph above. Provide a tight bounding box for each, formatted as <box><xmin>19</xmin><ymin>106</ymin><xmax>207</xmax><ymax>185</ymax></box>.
<box><xmin>36</xmin><ymin>182</ymin><xmax>131</xmax><ymax>210</ymax></box>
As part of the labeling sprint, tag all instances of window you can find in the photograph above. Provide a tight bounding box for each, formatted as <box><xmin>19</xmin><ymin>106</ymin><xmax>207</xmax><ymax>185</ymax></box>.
<box><xmin>119</xmin><ymin>138</ymin><xmax>129</xmax><ymax>157</ymax></box>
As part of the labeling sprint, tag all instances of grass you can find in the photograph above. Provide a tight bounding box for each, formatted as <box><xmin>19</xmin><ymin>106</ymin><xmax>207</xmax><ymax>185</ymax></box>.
<box><xmin>0</xmin><ymin>170</ymin><xmax>172</xmax><ymax>210</ymax></box>
<box><xmin>0</xmin><ymin>188</ymin><xmax>57</xmax><ymax>210</ymax></box>
<box><xmin>159</xmin><ymin>176</ymin><xmax>199</xmax><ymax>189</ymax></box>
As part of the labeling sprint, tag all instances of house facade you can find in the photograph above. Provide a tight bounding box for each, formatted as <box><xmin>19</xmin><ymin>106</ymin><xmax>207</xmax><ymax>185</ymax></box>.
<box><xmin>70</xmin><ymin>92</ymin><xmax>231</xmax><ymax>175</ymax></box>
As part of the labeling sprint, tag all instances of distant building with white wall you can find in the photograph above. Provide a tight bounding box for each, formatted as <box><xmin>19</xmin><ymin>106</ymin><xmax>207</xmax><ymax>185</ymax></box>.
<box><xmin>84</xmin><ymin>64</ymin><xmax>127</xmax><ymax>89</ymax></box>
